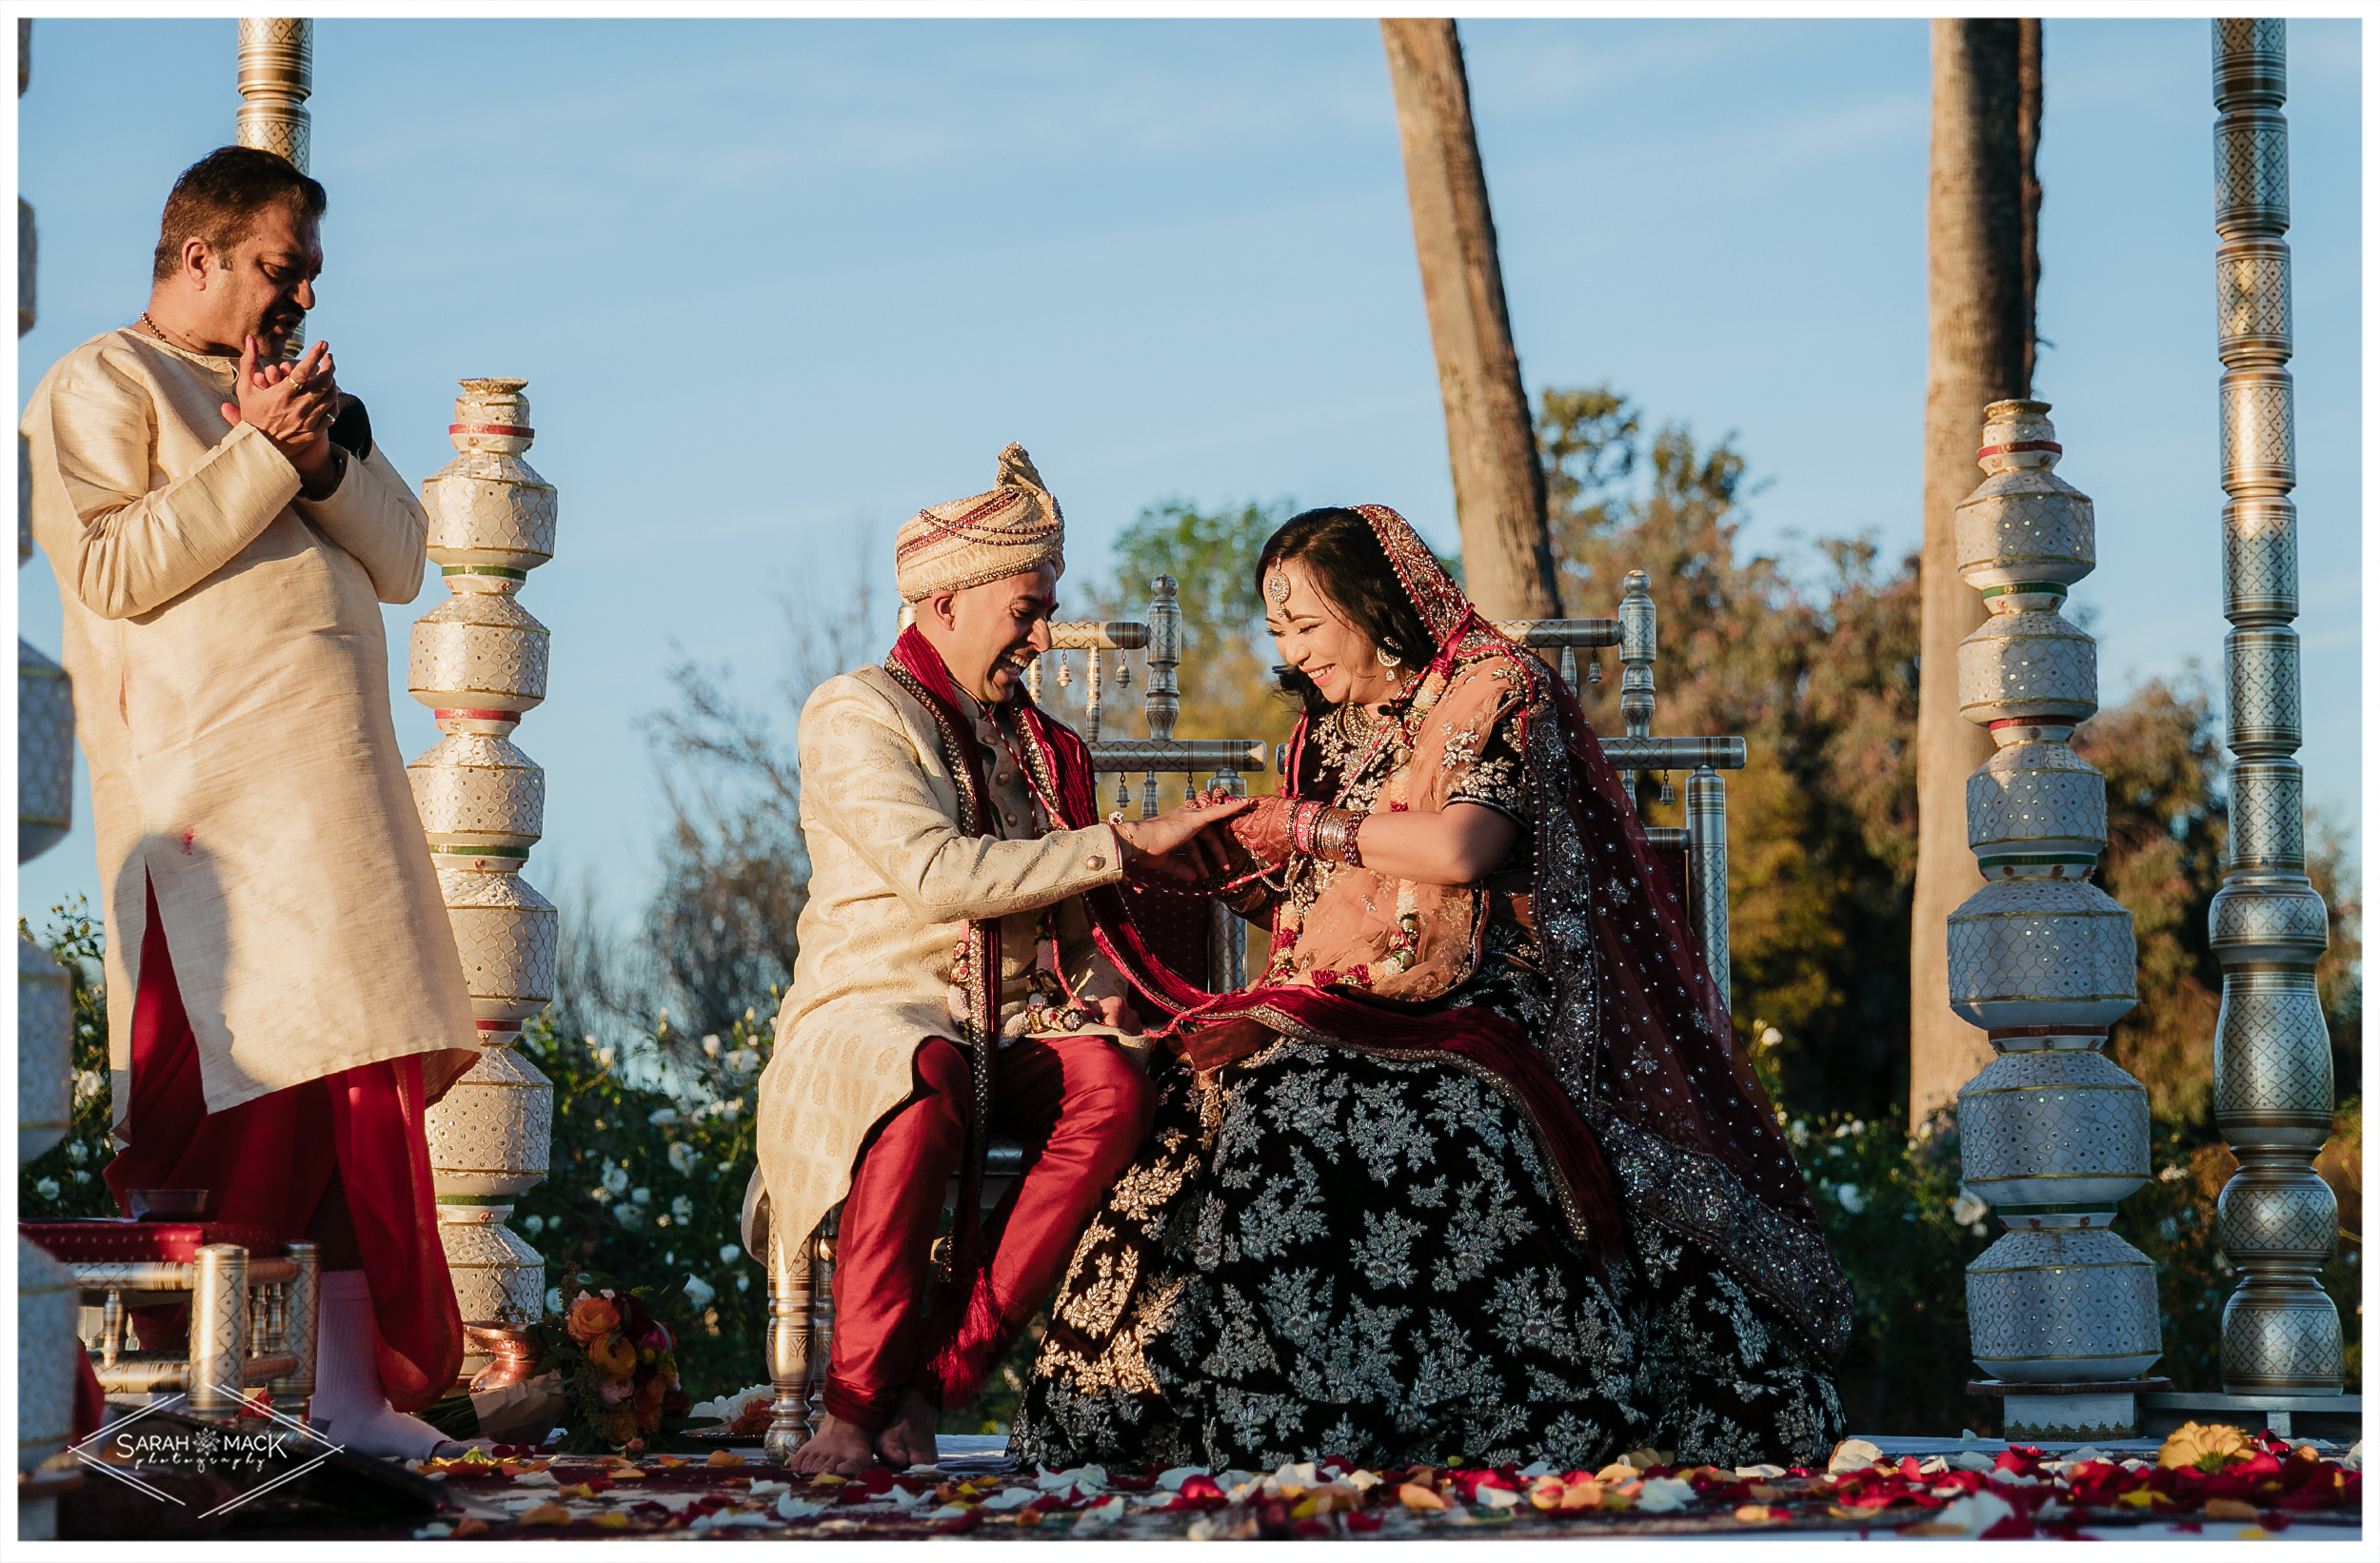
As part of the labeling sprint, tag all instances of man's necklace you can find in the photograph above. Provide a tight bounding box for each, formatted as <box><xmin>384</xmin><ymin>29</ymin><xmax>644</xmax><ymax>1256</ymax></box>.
<box><xmin>136</xmin><ymin>312</ymin><xmax>217</xmax><ymax>356</ymax></box>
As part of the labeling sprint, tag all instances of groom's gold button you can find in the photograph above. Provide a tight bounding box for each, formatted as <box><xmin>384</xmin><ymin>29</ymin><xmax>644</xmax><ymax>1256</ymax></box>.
<box><xmin>1084</xmin><ymin>853</ymin><xmax>1107</xmax><ymax>871</ymax></box>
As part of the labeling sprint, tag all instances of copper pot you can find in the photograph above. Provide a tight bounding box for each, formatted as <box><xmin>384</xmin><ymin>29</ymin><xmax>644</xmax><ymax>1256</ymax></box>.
<box><xmin>464</xmin><ymin>1323</ymin><xmax>541</xmax><ymax>1393</ymax></box>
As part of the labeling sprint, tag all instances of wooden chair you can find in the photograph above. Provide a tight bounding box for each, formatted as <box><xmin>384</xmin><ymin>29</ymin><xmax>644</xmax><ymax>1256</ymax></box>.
<box><xmin>761</xmin><ymin>569</ymin><xmax>1744</xmax><ymax>1460</ymax></box>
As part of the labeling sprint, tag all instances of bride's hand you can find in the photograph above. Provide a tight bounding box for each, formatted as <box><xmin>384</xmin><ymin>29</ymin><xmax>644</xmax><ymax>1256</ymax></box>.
<box><xmin>1113</xmin><ymin>792</ymin><xmax>1255</xmax><ymax>881</ymax></box>
<box><xmin>1224</xmin><ymin>795</ymin><xmax>1291</xmax><ymax>864</ymax></box>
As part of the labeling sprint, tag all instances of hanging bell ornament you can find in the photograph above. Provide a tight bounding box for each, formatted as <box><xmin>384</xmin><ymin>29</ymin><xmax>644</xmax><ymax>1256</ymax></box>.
<box><xmin>1586</xmin><ymin>654</ymin><xmax>1604</xmax><ymax>685</ymax></box>
<box><xmin>1658</xmin><ymin>772</ymin><xmax>1676</xmax><ymax>806</ymax></box>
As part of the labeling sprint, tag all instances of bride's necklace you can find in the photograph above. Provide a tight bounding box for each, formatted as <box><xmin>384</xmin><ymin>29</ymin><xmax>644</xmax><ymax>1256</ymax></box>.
<box><xmin>1319</xmin><ymin>695</ymin><xmax>1414</xmax><ymax>795</ymax></box>
<box><xmin>1330</xmin><ymin>701</ymin><xmax>1383</xmax><ymax>746</ymax></box>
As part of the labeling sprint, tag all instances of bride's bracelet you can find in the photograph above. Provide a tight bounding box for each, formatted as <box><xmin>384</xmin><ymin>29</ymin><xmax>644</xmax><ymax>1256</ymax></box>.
<box><xmin>1283</xmin><ymin>798</ymin><xmax>1327</xmax><ymax>857</ymax></box>
<box><xmin>1312</xmin><ymin>806</ymin><xmax>1367</xmax><ymax>867</ymax></box>
<box><xmin>1286</xmin><ymin>800</ymin><xmax>1367</xmax><ymax>868</ymax></box>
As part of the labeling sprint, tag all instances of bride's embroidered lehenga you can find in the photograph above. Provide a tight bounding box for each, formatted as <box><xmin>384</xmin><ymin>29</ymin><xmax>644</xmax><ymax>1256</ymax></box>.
<box><xmin>1014</xmin><ymin>506</ymin><xmax>1852</xmax><ymax>1473</ymax></box>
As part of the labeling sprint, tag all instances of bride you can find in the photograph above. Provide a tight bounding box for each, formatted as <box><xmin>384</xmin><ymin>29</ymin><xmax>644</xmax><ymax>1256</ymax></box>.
<box><xmin>1013</xmin><ymin>505</ymin><xmax>1850</xmax><ymax>1473</ymax></box>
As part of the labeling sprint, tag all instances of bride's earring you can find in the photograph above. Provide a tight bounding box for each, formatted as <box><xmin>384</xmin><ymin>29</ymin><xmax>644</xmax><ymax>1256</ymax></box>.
<box><xmin>1376</xmin><ymin>646</ymin><xmax>1402</xmax><ymax>672</ymax></box>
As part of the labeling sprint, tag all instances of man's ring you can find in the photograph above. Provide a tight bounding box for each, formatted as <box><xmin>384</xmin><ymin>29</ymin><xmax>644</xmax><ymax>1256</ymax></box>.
<box><xmin>288</xmin><ymin>374</ymin><xmax>311</xmax><ymax>390</ymax></box>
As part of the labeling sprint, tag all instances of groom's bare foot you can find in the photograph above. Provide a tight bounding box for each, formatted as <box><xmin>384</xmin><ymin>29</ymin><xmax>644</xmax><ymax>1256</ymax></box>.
<box><xmin>874</xmin><ymin>1389</ymin><xmax>939</xmax><ymax>1469</ymax></box>
<box><xmin>789</xmin><ymin>1414</ymin><xmax>876</xmax><ymax>1474</ymax></box>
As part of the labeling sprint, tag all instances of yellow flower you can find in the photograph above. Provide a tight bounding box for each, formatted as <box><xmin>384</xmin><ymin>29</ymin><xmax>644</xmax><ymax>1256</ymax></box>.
<box><xmin>2159</xmin><ymin>1421</ymin><xmax>2253</xmax><ymax>1473</ymax></box>
<box><xmin>589</xmin><ymin>1332</ymin><xmax>639</xmax><ymax>1377</ymax></box>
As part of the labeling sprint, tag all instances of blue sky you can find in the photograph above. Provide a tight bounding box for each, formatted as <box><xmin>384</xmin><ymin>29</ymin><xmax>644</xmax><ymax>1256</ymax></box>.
<box><xmin>15</xmin><ymin>14</ymin><xmax>2362</xmax><ymax>935</ymax></box>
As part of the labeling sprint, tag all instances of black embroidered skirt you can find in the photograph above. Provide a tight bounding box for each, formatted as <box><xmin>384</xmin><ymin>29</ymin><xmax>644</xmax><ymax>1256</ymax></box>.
<box><xmin>1011</xmin><ymin>1040</ymin><xmax>1844</xmax><ymax>1473</ymax></box>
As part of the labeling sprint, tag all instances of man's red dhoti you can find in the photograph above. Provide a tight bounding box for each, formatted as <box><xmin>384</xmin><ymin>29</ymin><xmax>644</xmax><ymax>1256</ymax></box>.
<box><xmin>823</xmin><ymin>1033</ymin><xmax>1153</xmax><ymax>1432</ymax></box>
<box><xmin>103</xmin><ymin>881</ymin><xmax>463</xmax><ymax>1412</ymax></box>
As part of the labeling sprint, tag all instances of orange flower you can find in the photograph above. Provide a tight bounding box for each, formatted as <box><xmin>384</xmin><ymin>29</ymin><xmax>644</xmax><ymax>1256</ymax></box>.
<box><xmin>565</xmin><ymin>1295</ymin><xmax>622</xmax><ymax>1345</ymax></box>
<box><xmin>590</xmin><ymin>1331</ymin><xmax>639</xmax><ymax>1377</ymax></box>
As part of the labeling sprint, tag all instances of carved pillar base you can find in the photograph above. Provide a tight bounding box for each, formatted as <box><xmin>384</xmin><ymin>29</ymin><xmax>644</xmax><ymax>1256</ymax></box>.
<box><xmin>764</xmin><ymin>1221</ymin><xmax>817</xmax><ymax>1464</ymax></box>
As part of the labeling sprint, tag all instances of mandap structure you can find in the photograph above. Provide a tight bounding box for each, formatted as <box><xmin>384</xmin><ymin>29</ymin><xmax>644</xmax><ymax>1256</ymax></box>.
<box><xmin>17</xmin><ymin>18</ymin><xmax>88</xmax><ymax>1540</ymax></box>
<box><xmin>1948</xmin><ymin>402</ymin><xmax>2162</xmax><ymax>1442</ymax></box>
<box><xmin>2140</xmin><ymin>16</ymin><xmax>2356</xmax><ymax>1441</ymax></box>
<box><xmin>1953</xmin><ymin>18</ymin><xmax>2357</xmax><ymax>1446</ymax></box>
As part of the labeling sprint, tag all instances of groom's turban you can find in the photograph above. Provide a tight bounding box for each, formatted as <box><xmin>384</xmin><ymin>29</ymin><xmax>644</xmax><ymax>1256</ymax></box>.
<box><xmin>894</xmin><ymin>443</ymin><xmax>1066</xmax><ymax>603</ymax></box>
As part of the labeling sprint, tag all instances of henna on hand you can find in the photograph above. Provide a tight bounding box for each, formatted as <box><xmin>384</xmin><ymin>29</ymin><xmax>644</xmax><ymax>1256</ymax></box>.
<box><xmin>1226</xmin><ymin>795</ymin><xmax>1293</xmax><ymax>864</ymax></box>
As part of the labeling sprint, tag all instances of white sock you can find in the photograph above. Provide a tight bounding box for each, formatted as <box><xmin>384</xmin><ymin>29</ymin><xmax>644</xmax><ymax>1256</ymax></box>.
<box><xmin>308</xmin><ymin>1269</ymin><xmax>453</xmax><ymax>1458</ymax></box>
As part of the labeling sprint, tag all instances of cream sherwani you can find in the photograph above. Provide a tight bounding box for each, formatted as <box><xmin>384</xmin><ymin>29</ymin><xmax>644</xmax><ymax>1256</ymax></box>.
<box><xmin>22</xmin><ymin>327</ymin><xmax>478</xmax><ymax>1119</ymax></box>
<box><xmin>749</xmin><ymin>665</ymin><xmax>1132</xmax><ymax>1260</ymax></box>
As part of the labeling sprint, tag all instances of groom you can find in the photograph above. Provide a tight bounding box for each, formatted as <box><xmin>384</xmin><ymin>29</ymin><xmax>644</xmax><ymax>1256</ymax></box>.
<box><xmin>748</xmin><ymin>445</ymin><xmax>1243</xmax><ymax>1473</ymax></box>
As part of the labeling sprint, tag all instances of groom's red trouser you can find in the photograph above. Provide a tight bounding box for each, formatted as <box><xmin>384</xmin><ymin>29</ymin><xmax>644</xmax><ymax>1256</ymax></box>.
<box><xmin>101</xmin><ymin>879</ymin><xmax>464</xmax><ymax>1412</ymax></box>
<box><xmin>823</xmin><ymin>1033</ymin><xmax>1153</xmax><ymax>1432</ymax></box>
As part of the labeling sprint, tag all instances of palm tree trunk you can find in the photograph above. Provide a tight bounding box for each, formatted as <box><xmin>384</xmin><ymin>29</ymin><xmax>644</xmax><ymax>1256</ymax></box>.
<box><xmin>1379</xmin><ymin>18</ymin><xmax>1561</xmax><ymax>619</ymax></box>
<box><xmin>1910</xmin><ymin>19</ymin><xmax>2034</xmax><ymax>1128</ymax></box>
<box><xmin>2018</xmin><ymin>19</ymin><xmax>2043</xmax><ymax>388</ymax></box>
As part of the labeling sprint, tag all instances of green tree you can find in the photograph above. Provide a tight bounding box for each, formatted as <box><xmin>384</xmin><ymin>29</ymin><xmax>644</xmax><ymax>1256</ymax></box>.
<box><xmin>1085</xmin><ymin>497</ymin><xmax>1290</xmax><ymax>747</ymax></box>
<box><xmin>1540</xmin><ymin>385</ymin><xmax>1923</xmax><ymax>1120</ymax></box>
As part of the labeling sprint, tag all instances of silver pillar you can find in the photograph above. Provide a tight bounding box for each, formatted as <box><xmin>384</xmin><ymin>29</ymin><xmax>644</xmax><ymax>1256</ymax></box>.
<box><xmin>1951</xmin><ymin>401</ymin><xmax>2163</xmax><ymax>1440</ymax></box>
<box><xmin>1684</xmin><ymin>766</ymin><xmax>1729</xmax><ymax>1014</ymax></box>
<box><xmin>2205</xmin><ymin>17</ymin><xmax>2340</xmax><ymax>1397</ymax></box>
<box><xmin>17</xmin><ymin>25</ymin><xmax>82</xmax><ymax>1539</ymax></box>
<box><xmin>234</xmin><ymin>18</ymin><xmax>311</xmax><ymax>172</ymax></box>
<box><xmin>764</xmin><ymin>1220</ymin><xmax>816</xmax><ymax>1462</ymax></box>
<box><xmin>268</xmin><ymin>1240</ymin><xmax>319</xmax><ymax>1424</ymax></box>
<box><xmin>1616</xmin><ymin>569</ymin><xmax>1655</xmax><ymax>807</ymax></box>
<box><xmin>1141</xmin><ymin>576</ymin><xmax>1181</xmax><ymax>818</ymax></box>
<box><xmin>1206</xmin><ymin>769</ymin><xmax>1249</xmax><ymax>992</ymax></box>
<box><xmin>234</xmin><ymin>19</ymin><xmax>312</xmax><ymax>358</ymax></box>
<box><xmin>186</xmin><ymin>1245</ymin><xmax>251</xmax><ymax>1421</ymax></box>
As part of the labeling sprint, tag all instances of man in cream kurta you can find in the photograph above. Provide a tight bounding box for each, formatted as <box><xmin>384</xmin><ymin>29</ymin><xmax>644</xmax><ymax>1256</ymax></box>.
<box><xmin>748</xmin><ymin>445</ymin><xmax>1249</xmax><ymax>1474</ymax></box>
<box><xmin>21</xmin><ymin>147</ymin><xmax>479</xmax><ymax>1456</ymax></box>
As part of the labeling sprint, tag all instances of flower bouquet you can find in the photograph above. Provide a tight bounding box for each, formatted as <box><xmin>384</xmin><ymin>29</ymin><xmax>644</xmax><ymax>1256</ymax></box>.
<box><xmin>525</xmin><ymin>1268</ymin><xmax>698</xmax><ymax>1454</ymax></box>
